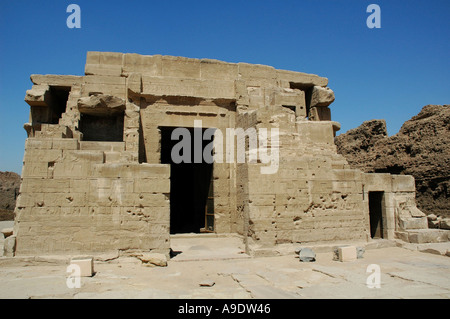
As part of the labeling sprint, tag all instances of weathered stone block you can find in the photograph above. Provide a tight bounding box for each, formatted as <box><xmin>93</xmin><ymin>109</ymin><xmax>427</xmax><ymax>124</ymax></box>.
<box><xmin>83</xmin><ymin>75</ymin><xmax>126</xmax><ymax>86</ymax></box>
<box><xmin>53</xmin><ymin>162</ymin><xmax>91</xmax><ymax>178</ymax></box>
<box><xmin>44</xmin><ymin>192</ymin><xmax>87</xmax><ymax>207</ymax></box>
<box><xmin>299</xmin><ymin>247</ymin><xmax>316</xmax><ymax>262</ymax></box>
<box><xmin>141</xmin><ymin>76</ymin><xmax>235</xmax><ymax>100</ymax></box>
<box><xmin>51</xmin><ymin>138</ymin><xmax>80</xmax><ymax>150</ymax></box>
<box><xmin>201</xmin><ymin>59</ymin><xmax>238</xmax><ymax>80</ymax></box>
<box><xmin>399</xmin><ymin>217</ymin><xmax>428</xmax><ymax>230</ymax></box>
<box><xmin>70</xmin><ymin>257</ymin><xmax>94</xmax><ymax>277</ymax></box>
<box><xmin>3</xmin><ymin>235</ymin><xmax>16</xmax><ymax>257</ymax></box>
<box><xmin>440</xmin><ymin>218</ymin><xmax>450</xmax><ymax>230</ymax></box>
<box><xmin>78</xmin><ymin>94</ymin><xmax>126</xmax><ymax>116</ymax></box>
<box><xmin>137</xmin><ymin>252</ymin><xmax>168</xmax><ymax>267</ymax></box>
<box><xmin>80</xmin><ymin>141</ymin><xmax>125</xmax><ymax>152</ymax></box>
<box><xmin>30</xmin><ymin>74</ymin><xmax>83</xmax><ymax>87</ymax></box>
<box><xmin>21</xmin><ymin>161</ymin><xmax>49</xmax><ymax>178</ymax></box>
<box><xmin>407</xmin><ymin>229</ymin><xmax>449</xmax><ymax>243</ymax></box>
<box><xmin>63</xmin><ymin>150</ymin><xmax>105</xmax><ymax>163</ymax></box>
<box><xmin>337</xmin><ymin>246</ymin><xmax>357</xmax><ymax>262</ymax></box>
<box><xmin>85</xmin><ymin>52</ymin><xmax>123</xmax><ymax>76</ymax></box>
<box><xmin>297</xmin><ymin>121</ymin><xmax>335</xmax><ymax>145</ymax></box>
<box><xmin>276</xmin><ymin>69</ymin><xmax>328</xmax><ymax>87</ymax></box>
<box><xmin>364</xmin><ymin>173</ymin><xmax>393</xmax><ymax>192</ymax></box>
<box><xmin>126</xmin><ymin>73</ymin><xmax>143</xmax><ymax>94</ymax></box>
<box><xmin>392</xmin><ymin>175</ymin><xmax>415</xmax><ymax>192</ymax></box>
<box><xmin>25</xmin><ymin>138</ymin><xmax>53</xmax><ymax>150</ymax></box>
<box><xmin>310</xmin><ymin>106</ymin><xmax>331</xmax><ymax>121</ymax></box>
<box><xmin>99</xmin><ymin>52</ymin><xmax>123</xmax><ymax>65</ymax></box>
<box><xmin>25</xmin><ymin>84</ymin><xmax>51</xmax><ymax>107</ymax></box>
<box><xmin>249</xmin><ymin>194</ymin><xmax>275</xmax><ymax>206</ymax></box>
<box><xmin>162</xmin><ymin>56</ymin><xmax>201</xmax><ymax>78</ymax></box>
<box><xmin>122</xmin><ymin>53</ymin><xmax>161</xmax><ymax>76</ymax></box>
<box><xmin>24</xmin><ymin>149</ymin><xmax>63</xmax><ymax>164</ymax></box>
<box><xmin>310</xmin><ymin>86</ymin><xmax>335</xmax><ymax>107</ymax></box>
<box><xmin>21</xmin><ymin>178</ymin><xmax>70</xmax><ymax>193</ymax></box>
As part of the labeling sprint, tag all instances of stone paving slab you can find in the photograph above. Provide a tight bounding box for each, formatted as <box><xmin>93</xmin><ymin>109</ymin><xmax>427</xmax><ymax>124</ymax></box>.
<box><xmin>0</xmin><ymin>237</ymin><xmax>449</xmax><ymax>299</ymax></box>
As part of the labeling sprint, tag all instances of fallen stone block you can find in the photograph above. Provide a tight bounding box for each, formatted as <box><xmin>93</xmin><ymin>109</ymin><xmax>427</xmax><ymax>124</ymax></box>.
<box><xmin>418</xmin><ymin>246</ymin><xmax>447</xmax><ymax>256</ymax></box>
<box><xmin>138</xmin><ymin>253</ymin><xmax>168</xmax><ymax>267</ymax></box>
<box><xmin>399</xmin><ymin>217</ymin><xmax>428</xmax><ymax>230</ymax></box>
<box><xmin>428</xmin><ymin>219</ymin><xmax>440</xmax><ymax>229</ymax></box>
<box><xmin>356</xmin><ymin>246</ymin><xmax>365</xmax><ymax>259</ymax></box>
<box><xmin>440</xmin><ymin>218</ymin><xmax>450</xmax><ymax>230</ymax></box>
<box><xmin>338</xmin><ymin>246</ymin><xmax>357</xmax><ymax>262</ymax></box>
<box><xmin>299</xmin><ymin>248</ymin><xmax>316</xmax><ymax>262</ymax></box>
<box><xmin>3</xmin><ymin>235</ymin><xmax>16</xmax><ymax>257</ymax></box>
<box><xmin>70</xmin><ymin>257</ymin><xmax>94</xmax><ymax>277</ymax></box>
<box><xmin>395</xmin><ymin>231</ymin><xmax>410</xmax><ymax>242</ymax></box>
<box><xmin>409</xmin><ymin>206</ymin><xmax>426</xmax><ymax>218</ymax></box>
<box><xmin>333</xmin><ymin>245</ymin><xmax>361</xmax><ymax>261</ymax></box>
<box><xmin>407</xmin><ymin>229</ymin><xmax>449</xmax><ymax>244</ymax></box>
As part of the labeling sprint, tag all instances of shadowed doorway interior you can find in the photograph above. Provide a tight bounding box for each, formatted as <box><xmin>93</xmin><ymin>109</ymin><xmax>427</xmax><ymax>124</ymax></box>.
<box><xmin>369</xmin><ymin>191</ymin><xmax>384</xmax><ymax>239</ymax></box>
<box><xmin>160</xmin><ymin>126</ymin><xmax>214</xmax><ymax>234</ymax></box>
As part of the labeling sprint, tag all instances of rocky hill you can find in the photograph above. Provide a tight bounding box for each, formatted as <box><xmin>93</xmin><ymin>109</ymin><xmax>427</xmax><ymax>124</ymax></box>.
<box><xmin>335</xmin><ymin>104</ymin><xmax>449</xmax><ymax>219</ymax></box>
<box><xmin>0</xmin><ymin>171</ymin><xmax>21</xmax><ymax>221</ymax></box>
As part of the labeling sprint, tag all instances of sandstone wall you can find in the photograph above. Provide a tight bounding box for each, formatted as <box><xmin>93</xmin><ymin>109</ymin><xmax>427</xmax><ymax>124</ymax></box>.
<box><xmin>15</xmin><ymin>138</ymin><xmax>170</xmax><ymax>255</ymax></box>
<box><xmin>242</xmin><ymin>109</ymin><xmax>368</xmax><ymax>250</ymax></box>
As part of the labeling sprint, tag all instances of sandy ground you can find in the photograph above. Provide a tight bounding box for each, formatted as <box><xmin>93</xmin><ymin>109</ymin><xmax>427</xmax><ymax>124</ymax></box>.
<box><xmin>0</xmin><ymin>235</ymin><xmax>449</xmax><ymax>299</ymax></box>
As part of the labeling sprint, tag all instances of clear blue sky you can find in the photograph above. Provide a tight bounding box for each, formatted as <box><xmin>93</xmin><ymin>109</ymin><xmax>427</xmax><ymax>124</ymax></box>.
<box><xmin>1</xmin><ymin>0</ymin><xmax>449</xmax><ymax>174</ymax></box>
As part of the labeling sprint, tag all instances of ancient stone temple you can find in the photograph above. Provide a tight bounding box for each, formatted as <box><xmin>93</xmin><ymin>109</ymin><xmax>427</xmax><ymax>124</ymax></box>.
<box><xmin>13</xmin><ymin>51</ymin><xmax>437</xmax><ymax>257</ymax></box>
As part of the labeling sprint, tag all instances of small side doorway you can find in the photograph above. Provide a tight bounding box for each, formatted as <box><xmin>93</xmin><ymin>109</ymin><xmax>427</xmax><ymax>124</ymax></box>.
<box><xmin>203</xmin><ymin>175</ymin><xmax>214</xmax><ymax>232</ymax></box>
<box><xmin>369</xmin><ymin>191</ymin><xmax>384</xmax><ymax>239</ymax></box>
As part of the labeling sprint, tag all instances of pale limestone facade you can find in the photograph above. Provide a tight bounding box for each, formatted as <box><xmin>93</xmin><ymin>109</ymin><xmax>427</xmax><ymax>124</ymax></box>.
<box><xmin>13</xmin><ymin>52</ymin><xmax>436</xmax><ymax>257</ymax></box>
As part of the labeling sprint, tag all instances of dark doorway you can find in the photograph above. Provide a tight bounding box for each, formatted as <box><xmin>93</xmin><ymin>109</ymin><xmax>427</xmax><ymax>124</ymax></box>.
<box><xmin>49</xmin><ymin>86</ymin><xmax>70</xmax><ymax>124</ymax></box>
<box><xmin>79</xmin><ymin>113</ymin><xmax>124</xmax><ymax>142</ymax></box>
<box><xmin>369</xmin><ymin>191</ymin><xmax>384</xmax><ymax>239</ymax></box>
<box><xmin>160</xmin><ymin>126</ymin><xmax>214</xmax><ymax>234</ymax></box>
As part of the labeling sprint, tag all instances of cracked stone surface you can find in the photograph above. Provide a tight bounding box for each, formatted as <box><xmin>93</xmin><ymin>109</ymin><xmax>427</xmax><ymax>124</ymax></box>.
<box><xmin>0</xmin><ymin>237</ymin><xmax>449</xmax><ymax>299</ymax></box>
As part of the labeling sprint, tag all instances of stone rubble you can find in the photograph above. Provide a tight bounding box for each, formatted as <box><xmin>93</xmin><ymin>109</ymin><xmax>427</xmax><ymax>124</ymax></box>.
<box><xmin>298</xmin><ymin>248</ymin><xmax>316</xmax><ymax>262</ymax></box>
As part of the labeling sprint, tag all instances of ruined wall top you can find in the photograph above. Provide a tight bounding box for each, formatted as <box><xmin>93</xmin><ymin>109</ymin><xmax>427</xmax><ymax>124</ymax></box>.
<box><xmin>84</xmin><ymin>51</ymin><xmax>329</xmax><ymax>87</ymax></box>
<box><xmin>26</xmin><ymin>52</ymin><xmax>336</xmax><ymax>126</ymax></box>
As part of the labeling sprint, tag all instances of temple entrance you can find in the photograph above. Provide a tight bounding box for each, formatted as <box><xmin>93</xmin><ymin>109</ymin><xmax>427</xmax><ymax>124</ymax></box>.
<box><xmin>160</xmin><ymin>127</ymin><xmax>214</xmax><ymax>234</ymax></box>
<box><xmin>369</xmin><ymin>191</ymin><xmax>384</xmax><ymax>239</ymax></box>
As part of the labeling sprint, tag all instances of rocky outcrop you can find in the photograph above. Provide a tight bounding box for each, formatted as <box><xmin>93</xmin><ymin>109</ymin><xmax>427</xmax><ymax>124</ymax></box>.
<box><xmin>335</xmin><ymin>105</ymin><xmax>450</xmax><ymax>219</ymax></box>
<box><xmin>334</xmin><ymin>119</ymin><xmax>388</xmax><ymax>172</ymax></box>
<box><xmin>0</xmin><ymin>172</ymin><xmax>20</xmax><ymax>221</ymax></box>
